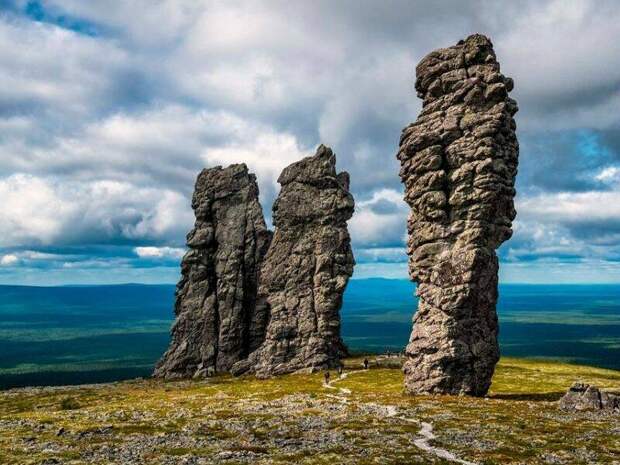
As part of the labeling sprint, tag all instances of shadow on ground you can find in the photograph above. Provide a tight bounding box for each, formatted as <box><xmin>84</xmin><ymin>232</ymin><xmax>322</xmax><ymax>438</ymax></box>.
<box><xmin>489</xmin><ymin>392</ymin><xmax>565</xmax><ymax>402</ymax></box>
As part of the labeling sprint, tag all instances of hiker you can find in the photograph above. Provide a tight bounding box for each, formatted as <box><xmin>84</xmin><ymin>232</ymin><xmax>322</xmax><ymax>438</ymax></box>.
<box><xmin>324</xmin><ymin>371</ymin><xmax>330</xmax><ymax>385</ymax></box>
<box><xmin>337</xmin><ymin>365</ymin><xmax>343</xmax><ymax>377</ymax></box>
<box><xmin>363</xmin><ymin>358</ymin><xmax>369</xmax><ymax>370</ymax></box>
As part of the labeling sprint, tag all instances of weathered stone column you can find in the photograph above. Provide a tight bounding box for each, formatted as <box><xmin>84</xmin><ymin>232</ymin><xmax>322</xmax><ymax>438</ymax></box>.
<box><xmin>397</xmin><ymin>34</ymin><xmax>518</xmax><ymax>395</ymax></box>
<box><xmin>154</xmin><ymin>164</ymin><xmax>272</xmax><ymax>379</ymax></box>
<box><xmin>232</xmin><ymin>145</ymin><xmax>354</xmax><ymax>377</ymax></box>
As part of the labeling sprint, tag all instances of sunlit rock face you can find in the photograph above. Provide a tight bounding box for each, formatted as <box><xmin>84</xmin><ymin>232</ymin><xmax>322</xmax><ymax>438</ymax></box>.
<box><xmin>232</xmin><ymin>145</ymin><xmax>354</xmax><ymax>377</ymax></box>
<box><xmin>154</xmin><ymin>164</ymin><xmax>272</xmax><ymax>379</ymax></box>
<box><xmin>397</xmin><ymin>34</ymin><xmax>519</xmax><ymax>396</ymax></box>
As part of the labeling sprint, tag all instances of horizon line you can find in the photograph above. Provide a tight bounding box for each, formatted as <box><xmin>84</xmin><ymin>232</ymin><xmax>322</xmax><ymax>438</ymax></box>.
<box><xmin>3</xmin><ymin>279</ymin><xmax>620</xmax><ymax>288</ymax></box>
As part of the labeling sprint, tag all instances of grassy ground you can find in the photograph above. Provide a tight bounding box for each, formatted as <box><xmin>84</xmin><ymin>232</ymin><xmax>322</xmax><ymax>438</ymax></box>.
<box><xmin>0</xmin><ymin>357</ymin><xmax>618</xmax><ymax>465</ymax></box>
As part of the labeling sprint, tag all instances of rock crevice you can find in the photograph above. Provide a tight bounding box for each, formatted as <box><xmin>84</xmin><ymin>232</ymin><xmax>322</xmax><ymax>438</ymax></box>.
<box><xmin>397</xmin><ymin>34</ymin><xmax>519</xmax><ymax>396</ymax></box>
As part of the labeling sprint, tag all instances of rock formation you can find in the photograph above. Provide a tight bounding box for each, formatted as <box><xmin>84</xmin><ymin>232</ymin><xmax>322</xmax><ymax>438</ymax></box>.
<box><xmin>156</xmin><ymin>145</ymin><xmax>354</xmax><ymax>379</ymax></box>
<box><xmin>396</xmin><ymin>34</ymin><xmax>519</xmax><ymax>395</ymax></box>
<box><xmin>560</xmin><ymin>383</ymin><xmax>620</xmax><ymax>412</ymax></box>
<box><xmin>232</xmin><ymin>145</ymin><xmax>355</xmax><ymax>377</ymax></box>
<box><xmin>154</xmin><ymin>164</ymin><xmax>272</xmax><ymax>379</ymax></box>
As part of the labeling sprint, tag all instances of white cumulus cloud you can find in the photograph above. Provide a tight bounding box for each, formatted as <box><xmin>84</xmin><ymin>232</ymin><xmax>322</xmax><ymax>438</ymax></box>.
<box><xmin>134</xmin><ymin>246</ymin><xmax>185</xmax><ymax>259</ymax></box>
<box><xmin>0</xmin><ymin>174</ymin><xmax>193</xmax><ymax>248</ymax></box>
<box><xmin>0</xmin><ymin>254</ymin><xmax>19</xmax><ymax>266</ymax></box>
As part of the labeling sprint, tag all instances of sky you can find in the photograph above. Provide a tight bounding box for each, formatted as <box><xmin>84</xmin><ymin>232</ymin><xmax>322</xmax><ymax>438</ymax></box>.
<box><xmin>0</xmin><ymin>0</ymin><xmax>620</xmax><ymax>285</ymax></box>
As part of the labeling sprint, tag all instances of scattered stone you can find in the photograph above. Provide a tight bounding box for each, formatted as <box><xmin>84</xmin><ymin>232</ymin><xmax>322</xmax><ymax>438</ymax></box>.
<box><xmin>396</xmin><ymin>34</ymin><xmax>519</xmax><ymax>396</ymax></box>
<box><xmin>232</xmin><ymin>145</ymin><xmax>354</xmax><ymax>377</ymax></box>
<box><xmin>154</xmin><ymin>164</ymin><xmax>272</xmax><ymax>378</ymax></box>
<box><xmin>559</xmin><ymin>382</ymin><xmax>620</xmax><ymax>412</ymax></box>
<box><xmin>77</xmin><ymin>425</ymin><xmax>114</xmax><ymax>439</ymax></box>
<box><xmin>1</xmin><ymin>366</ymin><xmax>619</xmax><ymax>465</ymax></box>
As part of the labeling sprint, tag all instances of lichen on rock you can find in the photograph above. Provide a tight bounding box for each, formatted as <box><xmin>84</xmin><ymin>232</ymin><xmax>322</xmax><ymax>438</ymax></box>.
<box><xmin>154</xmin><ymin>164</ymin><xmax>272</xmax><ymax>379</ymax></box>
<box><xmin>397</xmin><ymin>34</ymin><xmax>519</xmax><ymax>396</ymax></box>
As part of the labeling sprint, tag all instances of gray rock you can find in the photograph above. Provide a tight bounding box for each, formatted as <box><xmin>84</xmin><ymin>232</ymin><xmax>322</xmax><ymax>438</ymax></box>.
<box><xmin>559</xmin><ymin>382</ymin><xmax>620</xmax><ymax>412</ymax></box>
<box><xmin>396</xmin><ymin>34</ymin><xmax>519</xmax><ymax>396</ymax></box>
<box><xmin>232</xmin><ymin>145</ymin><xmax>354</xmax><ymax>377</ymax></box>
<box><xmin>154</xmin><ymin>164</ymin><xmax>272</xmax><ymax>378</ymax></box>
<box><xmin>156</xmin><ymin>146</ymin><xmax>355</xmax><ymax>379</ymax></box>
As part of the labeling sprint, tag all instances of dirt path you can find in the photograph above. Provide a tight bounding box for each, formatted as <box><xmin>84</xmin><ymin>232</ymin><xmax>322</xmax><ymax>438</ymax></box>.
<box><xmin>324</xmin><ymin>368</ymin><xmax>478</xmax><ymax>465</ymax></box>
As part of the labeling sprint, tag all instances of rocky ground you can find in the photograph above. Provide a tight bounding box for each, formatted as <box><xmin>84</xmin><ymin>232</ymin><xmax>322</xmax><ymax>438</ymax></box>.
<box><xmin>0</xmin><ymin>356</ymin><xmax>619</xmax><ymax>465</ymax></box>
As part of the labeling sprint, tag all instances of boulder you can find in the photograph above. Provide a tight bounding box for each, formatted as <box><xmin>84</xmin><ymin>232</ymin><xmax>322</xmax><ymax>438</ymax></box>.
<box><xmin>559</xmin><ymin>383</ymin><xmax>620</xmax><ymax>412</ymax></box>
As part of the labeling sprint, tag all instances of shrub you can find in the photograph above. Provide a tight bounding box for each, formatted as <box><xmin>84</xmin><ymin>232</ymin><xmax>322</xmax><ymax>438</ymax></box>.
<box><xmin>60</xmin><ymin>397</ymin><xmax>81</xmax><ymax>410</ymax></box>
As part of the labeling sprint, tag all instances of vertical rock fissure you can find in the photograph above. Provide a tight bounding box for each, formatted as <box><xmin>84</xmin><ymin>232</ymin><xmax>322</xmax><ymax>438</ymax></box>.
<box><xmin>240</xmin><ymin>205</ymin><xmax>253</xmax><ymax>359</ymax></box>
<box><xmin>212</xmin><ymin>253</ymin><xmax>220</xmax><ymax>374</ymax></box>
<box><xmin>440</xmin><ymin>145</ymin><xmax>453</xmax><ymax>225</ymax></box>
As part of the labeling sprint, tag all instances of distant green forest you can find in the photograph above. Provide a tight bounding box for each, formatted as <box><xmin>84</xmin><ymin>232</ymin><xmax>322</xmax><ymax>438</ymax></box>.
<box><xmin>1</xmin><ymin>280</ymin><xmax>619</xmax><ymax>388</ymax></box>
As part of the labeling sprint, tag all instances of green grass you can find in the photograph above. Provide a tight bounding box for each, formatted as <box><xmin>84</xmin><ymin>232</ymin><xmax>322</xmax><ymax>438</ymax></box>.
<box><xmin>0</xmin><ymin>357</ymin><xmax>618</xmax><ymax>464</ymax></box>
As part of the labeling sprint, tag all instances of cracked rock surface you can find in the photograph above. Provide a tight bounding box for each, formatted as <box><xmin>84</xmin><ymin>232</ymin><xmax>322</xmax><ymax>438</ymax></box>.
<box><xmin>232</xmin><ymin>145</ymin><xmax>354</xmax><ymax>377</ymax></box>
<box><xmin>559</xmin><ymin>383</ymin><xmax>620</xmax><ymax>412</ymax></box>
<box><xmin>397</xmin><ymin>34</ymin><xmax>519</xmax><ymax>396</ymax></box>
<box><xmin>154</xmin><ymin>164</ymin><xmax>272</xmax><ymax>379</ymax></box>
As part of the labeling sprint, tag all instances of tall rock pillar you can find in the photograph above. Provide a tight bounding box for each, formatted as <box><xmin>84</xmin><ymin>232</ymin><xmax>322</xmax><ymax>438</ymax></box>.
<box><xmin>397</xmin><ymin>34</ymin><xmax>518</xmax><ymax>395</ymax></box>
<box><xmin>154</xmin><ymin>164</ymin><xmax>272</xmax><ymax>379</ymax></box>
<box><xmin>232</xmin><ymin>145</ymin><xmax>354</xmax><ymax>377</ymax></box>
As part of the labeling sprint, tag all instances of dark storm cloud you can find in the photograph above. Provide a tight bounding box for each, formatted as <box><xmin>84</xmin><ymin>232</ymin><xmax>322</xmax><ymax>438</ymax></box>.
<box><xmin>600</xmin><ymin>130</ymin><xmax>620</xmax><ymax>160</ymax></box>
<box><xmin>517</xmin><ymin>130</ymin><xmax>617</xmax><ymax>194</ymax></box>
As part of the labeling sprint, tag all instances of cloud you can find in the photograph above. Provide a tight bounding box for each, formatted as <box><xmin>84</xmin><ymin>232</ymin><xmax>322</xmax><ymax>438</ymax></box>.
<box><xmin>0</xmin><ymin>174</ymin><xmax>193</xmax><ymax>248</ymax></box>
<box><xmin>519</xmin><ymin>191</ymin><xmax>620</xmax><ymax>225</ymax></box>
<box><xmin>502</xmin><ymin>180</ymin><xmax>620</xmax><ymax>266</ymax></box>
<box><xmin>500</xmin><ymin>258</ymin><xmax>620</xmax><ymax>284</ymax></box>
<box><xmin>516</xmin><ymin>131</ymin><xmax>616</xmax><ymax>194</ymax></box>
<box><xmin>496</xmin><ymin>0</ymin><xmax>620</xmax><ymax>131</ymax></box>
<box><xmin>42</xmin><ymin>0</ymin><xmax>202</xmax><ymax>46</ymax></box>
<box><xmin>0</xmin><ymin>249</ymin><xmax>86</xmax><ymax>268</ymax></box>
<box><xmin>134</xmin><ymin>246</ymin><xmax>185</xmax><ymax>259</ymax></box>
<box><xmin>595</xmin><ymin>166</ymin><xmax>620</xmax><ymax>184</ymax></box>
<box><xmin>1</xmin><ymin>0</ymin><xmax>620</xmax><ymax>283</ymax></box>
<box><xmin>355</xmin><ymin>248</ymin><xmax>407</xmax><ymax>264</ymax></box>
<box><xmin>0</xmin><ymin>174</ymin><xmax>73</xmax><ymax>247</ymax></box>
<box><xmin>0</xmin><ymin>254</ymin><xmax>18</xmax><ymax>266</ymax></box>
<box><xmin>0</xmin><ymin>14</ymin><xmax>137</xmax><ymax>120</ymax></box>
<box><xmin>0</xmin><ymin>101</ymin><xmax>312</xmax><ymax>205</ymax></box>
<box><xmin>349</xmin><ymin>189</ymin><xmax>407</xmax><ymax>249</ymax></box>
